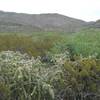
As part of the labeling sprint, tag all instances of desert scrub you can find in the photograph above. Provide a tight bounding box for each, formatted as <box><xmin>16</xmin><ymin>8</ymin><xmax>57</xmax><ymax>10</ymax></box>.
<box><xmin>0</xmin><ymin>83</ymin><xmax>10</xmax><ymax>100</ymax></box>
<box><xmin>0</xmin><ymin>51</ymin><xmax>100</xmax><ymax>100</ymax></box>
<box><xmin>62</xmin><ymin>57</ymin><xmax>100</xmax><ymax>100</ymax></box>
<box><xmin>0</xmin><ymin>34</ymin><xmax>57</xmax><ymax>57</ymax></box>
<box><xmin>0</xmin><ymin>51</ymin><xmax>63</xmax><ymax>100</ymax></box>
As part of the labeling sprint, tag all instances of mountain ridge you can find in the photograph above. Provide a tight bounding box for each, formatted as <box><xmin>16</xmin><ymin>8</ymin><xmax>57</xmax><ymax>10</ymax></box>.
<box><xmin>0</xmin><ymin>10</ymin><xmax>99</xmax><ymax>33</ymax></box>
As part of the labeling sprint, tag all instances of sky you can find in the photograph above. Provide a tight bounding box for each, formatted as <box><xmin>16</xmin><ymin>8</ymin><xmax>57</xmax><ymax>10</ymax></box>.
<box><xmin>0</xmin><ymin>0</ymin><xmax>100</xmax><ymax>21</ymax></box>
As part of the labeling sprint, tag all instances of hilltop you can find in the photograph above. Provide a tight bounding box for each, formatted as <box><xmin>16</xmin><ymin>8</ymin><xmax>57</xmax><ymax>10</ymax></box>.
<box><xmin>0</xmin><ymin>11</ymin><xmax>88</xmax><ymax>33</ymax></box>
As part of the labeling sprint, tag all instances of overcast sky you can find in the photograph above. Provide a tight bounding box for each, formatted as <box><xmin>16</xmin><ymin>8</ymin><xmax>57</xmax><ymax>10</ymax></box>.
<box><xmin>0</xmin><ymin>0</ymin><xmax>100</xmax><ymax>21</ymax></box>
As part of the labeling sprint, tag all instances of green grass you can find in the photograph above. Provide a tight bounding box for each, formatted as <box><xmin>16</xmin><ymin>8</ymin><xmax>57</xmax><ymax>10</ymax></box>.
<box><xmin>51</xmin><ymin>28</ymin><xmax>100</xmax><ymax>58</ymax></box>
<box><xmin>0</xmin><ymin>28</ymin><xmax>100</xmax><ymax>57</ymax></box>
<box><xmin>69</xmin><ymin>28</ymin><xmax>100</xmax><ymax>57</ymax></box>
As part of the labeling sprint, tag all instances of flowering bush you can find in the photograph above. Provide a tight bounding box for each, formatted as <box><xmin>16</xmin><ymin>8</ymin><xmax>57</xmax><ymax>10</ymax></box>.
<box><xmin>0</xmin><ymin>51</ymin><xmax>63</xmax><ymax>100</ymax></box>
<box><xmin>0</xmin><ymin>51</ymin><xmax>100</xmax><ymax>100</ymax></box>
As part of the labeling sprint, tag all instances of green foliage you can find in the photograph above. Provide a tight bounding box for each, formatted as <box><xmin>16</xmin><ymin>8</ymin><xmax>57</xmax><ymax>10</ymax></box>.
<box><xmin>0</xmin><ymin>51</ymin><xmax>100</xmax><ymax>100</ymax></box>
<box><xmin>0</xmin><ymin>29</ymin><xmax>100</xmax><ymax>100</ymax></box>
<box><xmin>51</xmin><ymin>29</ymin><xmax>100</xmax><ymax>58</ymax></box>
<box><xmin>0</xmin><ymin>34</ymin><xmax>60</xmax><ymax>57</ymax></box>
<box><xmin>0</xmin><ymin>51</ymin><xmax>63</xmax><ymax>100</ymax></box>
<box><xmin>0</xmin><ymin>28</ymin><xmax>100</xmax><ymax>58</ymax></box>
<box><xmin>0</xmin><ymin>83</ymin><xmax>10</xmax><ymax>100</ymax></box>
<box><xmin>63</xmin><ymin>57</ymin><xmax>100</xmax><ymax>100</ymax></box>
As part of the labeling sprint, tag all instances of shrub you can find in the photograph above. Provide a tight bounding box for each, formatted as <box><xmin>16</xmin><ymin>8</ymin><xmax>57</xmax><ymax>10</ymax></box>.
<box><xmin>0</xmin><ymin>51</ymin><xmax>63</xmax><ymax>100</ymax></box>
<box><xmin>0</xmin><ymin>35</ymin><xmax>56</xmax><ymax>57</ymax></box>
<box><xmin>0</xmin><ymin>51</ymin><xmax>100</xmax><ymax>100</ymax></box>
<box><xmin>62</xmin><ymin>57</ymin><xmax>100</xmax><ymax>100</ymax></box>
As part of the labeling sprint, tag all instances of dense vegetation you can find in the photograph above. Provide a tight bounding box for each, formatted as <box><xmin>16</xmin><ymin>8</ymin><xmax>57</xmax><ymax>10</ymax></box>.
<box><xmin>0</xmin><ymin>28</ymin><xmax>100</xmax><ymax>57</ymax></box>
<box><xmin>0</xmin><ymin>33</ymin><xmax>61</xmax><ymax>56</ymax></box>
<box><xmin>0</xmin><ymin>28</ymin><xmax>100</xmax><ymax>100</ymax></box>
<box><xmin>0</xmin><ymin>51</ymin><xmax>100</xmax><ymax>100</ymax></box>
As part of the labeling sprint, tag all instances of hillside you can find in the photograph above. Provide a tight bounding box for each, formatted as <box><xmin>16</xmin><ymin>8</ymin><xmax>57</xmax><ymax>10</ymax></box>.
<box><xmin>84</xmin><ymin>20</ymin><xmax>100</xmax><ymax>29</ymax></box>
<box><xmin>0</xmin><ymin>11</ymin><xmax>87</xmax><ymax>33</ymax></box>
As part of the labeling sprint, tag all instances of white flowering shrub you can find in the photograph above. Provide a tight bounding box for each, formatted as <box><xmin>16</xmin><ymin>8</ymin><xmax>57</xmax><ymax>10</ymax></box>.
<box><xmin>0</xmin><ymin>51</ymin><xmax>63</xmax><ymax>100</ymax></box>
<box><xmin>0</xmin><ymin>51</ymin><xmax>100</xmax><ymax>100</ymax></box>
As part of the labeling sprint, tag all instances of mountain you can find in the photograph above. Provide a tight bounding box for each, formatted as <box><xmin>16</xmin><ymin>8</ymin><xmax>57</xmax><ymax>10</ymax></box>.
<box><xmin>0</xmin><ymin>10</ymin><xmax>94</xmax><ymax>33</ymax></box>
<box><xmin>86</xmin><ymin>20</ymin><xmax>100</xmax><ymax>29</ymax></box>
